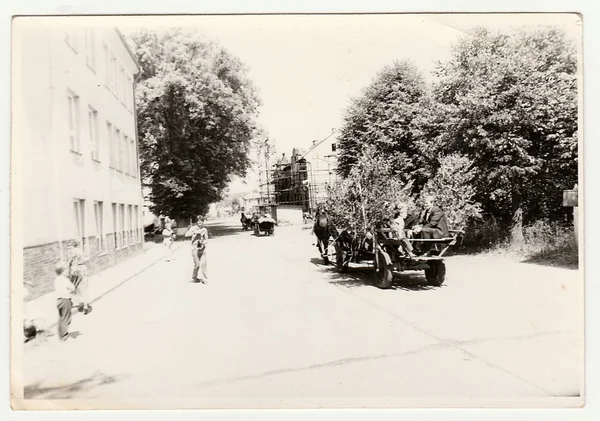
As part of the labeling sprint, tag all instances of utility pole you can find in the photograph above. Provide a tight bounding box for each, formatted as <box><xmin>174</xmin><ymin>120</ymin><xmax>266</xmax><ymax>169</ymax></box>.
<box><xmin>264</xmin><ymin>138</ymin><xmax>271</xmax><ymax>205</ymax></box>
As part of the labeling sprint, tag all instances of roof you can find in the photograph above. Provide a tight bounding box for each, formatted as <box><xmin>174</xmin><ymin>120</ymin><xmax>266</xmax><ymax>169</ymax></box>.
<box><xmin>115</xmin><ymin>27</ymin><xmax>140</xmax><ymax>74</ymax></box>
<box><xmin>301</xmin><ymin>129</ymin><xmax>339</xmax><ymax>160</ymax></box>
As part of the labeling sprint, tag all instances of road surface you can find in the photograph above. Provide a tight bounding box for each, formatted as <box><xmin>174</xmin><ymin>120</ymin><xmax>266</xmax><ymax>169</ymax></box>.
<box><xmin>20</xmin><ymin>217</ymin><xmax>582</xmax><ymax>408</ymax></box>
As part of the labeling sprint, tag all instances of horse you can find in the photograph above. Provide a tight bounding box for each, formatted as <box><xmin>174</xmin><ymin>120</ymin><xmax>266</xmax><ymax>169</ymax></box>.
<box><xmin>240</xmin><ymin>212</ymin><xmax>251</xmax><ymax>231</ymax></box>
<box><xmin>313</xmin><ymin>209</ymin><xmax>334</xmax><ymax>264</ymax></box>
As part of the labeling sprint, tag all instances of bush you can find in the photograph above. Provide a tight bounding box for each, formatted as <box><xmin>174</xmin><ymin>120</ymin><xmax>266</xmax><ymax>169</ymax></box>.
<box><xmin>462</xmin><ymin>216</ymin><xmax>509</xmax><ymax>250</ymax></box>
<box><xmin>420</xmin><ymin>154</ymin><xmax>482</xmax><ymax>231</ymax></box>
<box><xmin>324</xmin><ymin>147</ymin><xmax>415</xmax><ymax>233</ymax></box>
<box><xmin>491</xmin><ymin>219</ymin><xmax>578</xmax><ymax>268</ymax></box>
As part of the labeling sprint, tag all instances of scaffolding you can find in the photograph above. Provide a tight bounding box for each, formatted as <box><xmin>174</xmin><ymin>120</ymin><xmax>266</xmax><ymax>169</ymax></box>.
<box><xmin>256</xmin><ymin>132</ymin><xmax>340</xmax><ymax>212</ymax></box>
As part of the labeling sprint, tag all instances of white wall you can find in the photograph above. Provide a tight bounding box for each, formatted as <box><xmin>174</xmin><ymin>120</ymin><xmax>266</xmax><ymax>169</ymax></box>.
<box><xmin>276</xmin><ymin>205</ymin><xmax>304</xmax><ymax>226</ymax></box>
<box><xmin>18</xmin><ymin>24</ymin><xmax>143</xmax><ymax>248</ymax></box>
<box><xmin>302</xmin><ymin>136</ymin><xmax>339</xmax><ymax>208</ymax></box>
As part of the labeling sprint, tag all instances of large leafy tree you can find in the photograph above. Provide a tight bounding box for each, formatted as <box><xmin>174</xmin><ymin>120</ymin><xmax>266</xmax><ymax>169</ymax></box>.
<box><xmin>128</xmin><ymin>28</ymin><xmax>261</xmax><ymax>218</ymax></box>
<box><xmin>433</xmin><ymin>27</ymin><xmax>578</xmax><ymax>226</ymax></box>
<box><xmin>336</xmin><ymin>60</ymin><xmax>434</xmax><ymax>191</ymax></box>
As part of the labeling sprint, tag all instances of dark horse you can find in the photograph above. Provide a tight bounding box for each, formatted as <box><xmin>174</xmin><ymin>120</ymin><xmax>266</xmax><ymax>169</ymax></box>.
<box><xmin>240</xmin><ymin>212</ymin><xmax>251</xmax><ymax>231</ymax></box>
<box><xmin>313</xmin><ymin>209</ymin><xmax>334</xmax><ymax>264</ymax></box>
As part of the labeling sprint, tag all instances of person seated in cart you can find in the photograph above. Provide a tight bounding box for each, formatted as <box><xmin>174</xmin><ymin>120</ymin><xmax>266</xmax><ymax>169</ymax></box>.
<box><xmin>412</xmin><ymin>195</ymin><xmax>450</xmax><ymax>255</ymax></box>
<box><xmin>390</xmin><ymin>202</ymin><xmax>417</xmax><ymax>258</ymax></box>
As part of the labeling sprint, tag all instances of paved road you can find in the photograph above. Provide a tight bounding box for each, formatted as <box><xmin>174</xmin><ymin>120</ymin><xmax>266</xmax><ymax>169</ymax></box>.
<box><xmin>21</xmin><ymin>217</ymin><xmax>582</xmax><ymax>408</ymax></box>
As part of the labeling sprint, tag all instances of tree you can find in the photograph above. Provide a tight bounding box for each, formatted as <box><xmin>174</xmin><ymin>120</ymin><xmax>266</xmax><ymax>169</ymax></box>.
<box><xmin>420</xmin><ymin>154</ymin><xmax>482</xmax><ymax>231</ymax></box>
<box><xmin>433</xmin><ymin>27</ymin><xmax>578</xmax><ymax>228</ymax></box>
<box><xmin>128</xmin><ymin>28</ymin><xmax>262</xmax><ymax>218</ymax></box>
<box><xmin>336</xmin><ymin>60</ymin><xmax>434</xmax><ymax>191</ymax></box>
<box><xmin>324</xmin><ymin>147</ymin><xmax>415</xmax><ymax>233</ymax></box>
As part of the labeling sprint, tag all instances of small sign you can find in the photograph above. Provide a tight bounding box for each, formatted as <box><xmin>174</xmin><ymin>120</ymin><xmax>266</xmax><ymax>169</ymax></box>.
<box><xmin>563</xmin><ymin>190</ymin><xmax>578</xmax><ymax>207</ymax></box>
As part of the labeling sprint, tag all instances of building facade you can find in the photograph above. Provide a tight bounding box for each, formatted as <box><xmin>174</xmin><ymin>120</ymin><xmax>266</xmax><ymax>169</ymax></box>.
<box><xmin>271</xmin><ymin>133</ymin><xmax>340</xmax><ymax>213</ymax></box>
<box><xmin>16</xmin><ymin>24</ymin><xmax>144</xmax><ymax>301</ymax></box>
<box><xmin>301</xmin><ymin>134</ymin><xmax>340</xmax><ymax>210</ymax></box>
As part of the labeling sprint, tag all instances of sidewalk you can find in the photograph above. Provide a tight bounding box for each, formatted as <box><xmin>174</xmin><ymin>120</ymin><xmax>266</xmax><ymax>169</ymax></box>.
<box><xmin>24</xmin><ymin>241</ymin><xmax>184</xmax><ymax>331</ymax></box>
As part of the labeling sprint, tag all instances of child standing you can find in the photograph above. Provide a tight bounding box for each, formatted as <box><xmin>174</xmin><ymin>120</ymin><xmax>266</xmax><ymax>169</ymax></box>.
<box><xmin>67</xmin><ymin>240</ymin><xmax>92</xmax><ymax>314</ymax></box>
<box><xmin>55</xmin><ymin>262</ymin><xmax>76</xmax><ymax>341</ymax></box>
<box><xmin>162</xmin><ymin>224</ymin><xmax>174</xmax><ymax>249</ymax></box>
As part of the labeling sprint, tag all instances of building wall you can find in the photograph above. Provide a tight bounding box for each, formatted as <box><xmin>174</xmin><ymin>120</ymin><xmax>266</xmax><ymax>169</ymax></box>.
<box><xmin>276</xmin><ymin>205</ymin><xmax>304</xmax><ymax>226</ymax></box>
<box><xmin>17</xmin><ymin>25</ymin><xmax>144</xmax><ymax>300</ymax></box>
<box><xmin>302</xmin><ymin>136</ymin><xmax>339</xmax><ymax>210</ymax></box>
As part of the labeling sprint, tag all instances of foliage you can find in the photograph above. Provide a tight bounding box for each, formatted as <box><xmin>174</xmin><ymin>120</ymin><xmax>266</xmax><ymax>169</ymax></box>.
<box><xmin>419</xmin><ymin>154</ymin><xmax>482</xmax><ymax>231</ymax></box>
<box><xmin>491</xmin><ymin>219</ymin><xmax>578</xmax><ymax>269</ymax></box>
<box><xmin>433</xmin><ymin>27</ymin><xmax>578</xmax><ymax>226</ymax></box>
<box><xmin>336</xmin><ymin>60</ymin><xmax>435</xmax><ymax>191</ymax></box>
<box><xmin>128</xmin><ymin>28</ymin><xmax>261</xmax><ymax>218</ymax></box>
<box><xmin>324</xmin><ymin>147</ymin><xmax>414</xmax><ymax>233</ymax></box>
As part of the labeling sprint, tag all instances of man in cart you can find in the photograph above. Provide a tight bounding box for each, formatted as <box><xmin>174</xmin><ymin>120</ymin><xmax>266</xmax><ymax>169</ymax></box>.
<box><xmin>413</xmin><ymin>195</ymin><xmax>450</xmax><ymax>255</ymax></box>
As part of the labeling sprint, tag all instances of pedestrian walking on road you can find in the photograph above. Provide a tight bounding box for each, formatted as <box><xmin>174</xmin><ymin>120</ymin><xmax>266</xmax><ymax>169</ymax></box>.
<box><xmin>54</xmin><ymin>261</ymin><xmax>76</xmax><ymax>341</ymax></box>
<box><xmin>185</xmin><ymin>216</ymin><xmax>209</xmax><ymax>283</ymax></box>
<box><xmin>66</xmin><ymin>240</ymin><xmax>92</xmax><ymax>315</ymax></box>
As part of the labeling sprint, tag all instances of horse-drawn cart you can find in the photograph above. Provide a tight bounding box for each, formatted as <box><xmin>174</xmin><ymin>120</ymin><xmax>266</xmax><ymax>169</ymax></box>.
<box><xmin>334</xmin><ymin>227</ymin><xmax>462</xmax><ymax>289</ymax></box>
<box><xmin>253</xmin><ymin>216</ymin><xmax>276</xmax><ymax>236</ymax></box>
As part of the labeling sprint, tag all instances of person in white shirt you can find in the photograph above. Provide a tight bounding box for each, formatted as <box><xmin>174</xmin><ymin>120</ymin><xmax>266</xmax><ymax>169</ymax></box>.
<box><xmin>390</xmin><ymin>202</ymin><xmax>416</xmax><ymax>258</ymax></box>
<box><xmin>185</xmin><ymin>216</ymin><xmax>209</xmax><ymax>283</ymax></box>
<box><xmin>55</xmin><ymin>262</ymin><xmax>76</xmax><ymax>341</ymax></box>
<box><xmin>162</xmin><ymin>223</ymin><xmax>174</xmax><ymax>249</ymax></box>
<box><xmin>67</xmin><ymin>240</ymin><xmax>92</xmax><ymax>314</ymax></box>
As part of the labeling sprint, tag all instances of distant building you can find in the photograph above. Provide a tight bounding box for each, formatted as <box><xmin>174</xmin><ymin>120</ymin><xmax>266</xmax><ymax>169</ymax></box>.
<box><xmin>16</xmin><ymin>26</ymin><xmax>144</xmax><ymax>300</ymax></box>
<box><xmin>301</xmin><ymin>133</ymin><xmax>340</xmax><ymax>210</ymax></box>
<box><xmin>271</xmin><ymin>133</ymin><xmax>340</xmax><ymax>213</ymax></box>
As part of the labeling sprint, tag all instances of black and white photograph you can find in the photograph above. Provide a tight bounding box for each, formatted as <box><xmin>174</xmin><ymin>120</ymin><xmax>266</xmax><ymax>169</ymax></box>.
<box><xmin>10</xmin><ymin>12</ymin><xmax>584</xmax><ymax>410</ymax></box>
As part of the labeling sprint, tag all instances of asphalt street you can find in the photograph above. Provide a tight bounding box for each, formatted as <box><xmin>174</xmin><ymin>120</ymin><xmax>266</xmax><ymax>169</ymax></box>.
<box><xmin>20</xmin><ymin>217</ymin><xmax>582</xmax><ymax>408</ymax></box>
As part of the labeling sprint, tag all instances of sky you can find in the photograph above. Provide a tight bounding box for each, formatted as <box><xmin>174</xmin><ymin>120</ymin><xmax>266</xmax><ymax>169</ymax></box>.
<box><xmin>114</xmin><ymin>13</ymin><xmax>580</xmax><ymax>194</ymax></box>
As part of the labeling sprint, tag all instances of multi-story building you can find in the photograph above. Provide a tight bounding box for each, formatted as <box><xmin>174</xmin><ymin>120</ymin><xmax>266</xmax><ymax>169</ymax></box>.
<box><xmin>271</xmin><ymin>132</ymin><xmax>340</xmax><ymax>214</ymax></box>
<box><xmin>301</xmin><ymin>133</ymin><xmax>340</xmax><ymax>210</ymax></box>
<box><xmin>15</xmin><ymin>23</ymin><xmax>144</xmax><ymax>301</ymax></box>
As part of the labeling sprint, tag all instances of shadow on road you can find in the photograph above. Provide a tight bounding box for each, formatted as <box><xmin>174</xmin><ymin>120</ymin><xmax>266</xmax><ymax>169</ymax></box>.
<box><xmin>24</xmin><ymin>372</ymin><xmax>125</xmax><ymax>399</ymax></box>
<box><xmin>206</xmin><ymin>222</ymin><xmax>250</xmax><ymax>239</ymax></box>
<box><xmin>310</xmin><ymin>258</ymin><xmax>441</xmax><ymax>291</ymax></box>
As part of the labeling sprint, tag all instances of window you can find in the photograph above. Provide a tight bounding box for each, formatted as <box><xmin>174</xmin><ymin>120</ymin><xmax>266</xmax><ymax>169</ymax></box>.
<box><xmin>331</xmin><ymin>143</ymin><xmax>337</xmax><ymax>152</ymax></box>
<box><xmin>120</xmin><ymin>204</ymin><xmax>127</xmax><ymax>246</ymax></box>
<box><xmin>94</xmin><ymin>201</ymin><xmax>106</xmax><ymax>253</ymax></box>
<box><xmin>110</xmin><ymin>54</ymin><xmax>117</xmax><ymax>94</ymax></box>
<box><xmin>107</xmin><ymin>122</ymin><xmax>114</xmax><ymax>168</ymax></box>
<box><xmin>84</xmin><ymin>29</ymin><xmax>96</xmax><ymax>71</ymax></box>
<box><xmin>89</xmin><ymin>106</ymin><xmax>99</xmax><ymax>160</ymax></box>
<box><xmin>67</xmin><ymin>90</ymin><xmax>80</xmax><ymax>153</ymax></box>
<box><xmin>128</xmin><ymin>205</ymin><xmax>134</xmax><ymax>245</ymax></box>
<box><xmin>73</xmin><ymin>199</ymin><xmax>87</xmax><ymax>256</ymax></box>
<box><xmin>103</xmin><ymin>43</ymin><xmax>110</xmax><ymax>88</ymax></box>
<box><xmin>124</xmin><ymin>135</ymin><xmax>130</xmax><ymax>175</ymax></box>
<box><xmin>134</xmin><ymin>205</ymin><xmax>140</xmax><ymax>243</ymax></box>
<box><xmin>112</xmin><ymin>203</ymin><xmax>119</xmax><ymax>249</ymax></box>
<box><xmin>118</xmin><ymin>129</ymin><xmax>125</xmax><ymax>172</ymax></box>
<box><xmin>127</xmin><ymin>74</ymin><xmax>133</xmax><ymax>110</ymax></box>
<box><xmin>114</xmin><ymin>127</ymin><xmax>121</xmax><ymax>171</ymax></box>
<box><xmin>119</xmin><ymin>67</ymin><xmax>126</xmax><ymax>102</ymax></box>
<box><xmin>65</xmin><ymin>29</ymin><xmax>78</xmax><ymax>52</ymax></box>
<box><xmin>130</xmin><ymin>137</ymin><xmax>137</xmax><ymax>178</ymax></box>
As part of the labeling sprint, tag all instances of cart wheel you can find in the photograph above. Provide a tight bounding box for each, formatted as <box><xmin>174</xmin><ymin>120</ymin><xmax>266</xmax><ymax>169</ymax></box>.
<box><xmin>271</xmin><ymin>228</ymin><xmax>275</xmax><ymax>236</ymax></box>
<box><xmin>376</xmin><ymin>251</ymin><xmax>393</xmax><ymax>289</ymax></box>
<box><xmin>335</xmin><ymin>242</ymin><xmax>348</xmax><ymax>273</ymax></box>
<box><xmin>425</xmin><ymin>261</ymin><xmax>446</xmax><ymax>286</ymax></box>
